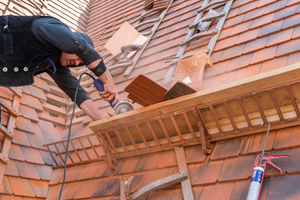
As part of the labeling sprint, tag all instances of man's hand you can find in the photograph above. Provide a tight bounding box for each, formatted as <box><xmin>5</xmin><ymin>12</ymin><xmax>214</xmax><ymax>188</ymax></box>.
<box><xmin>99</xmin><ymin>80</ymin><xmax>119</xmax><ymax>105</ymax></box>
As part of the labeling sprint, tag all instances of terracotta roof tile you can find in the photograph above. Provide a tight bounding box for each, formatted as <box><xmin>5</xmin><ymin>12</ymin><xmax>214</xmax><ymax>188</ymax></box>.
<box><xmin>265</xmin><ymin>0</ymin><xmax>287</xmax><ymax>14</ymax></box>
<box><xmin>223</xmin><ymin>14</ymin><xmax>245</xmax><ymax>29</ymax></box>
<box><xmin>0</xmin><ymin>87</ymin><xmax>9</xmax><ymax>99</ymax></box>
<box><xmin>218</xmin><ymin>155</ymin><xmax>256</xmax><ymax>182</ymax></box>
<box><xmin>258</xmin><ymin>0</ymin><xmax>279</xmax><ymax>8</ymax></box>
<box><xmin>49</xmin><ymin>168</ymin><xmax>64</xmax><ymax>185</ymax></box>
<box><xmin>40</xmin><ymin>150</ymin><xmax>56</xmax><ymax>166</ymax></box>
<box><xmin>274</xmin><ymin>4</ymin><xmax>298</xmax><ymax>22</ymax></box>
<box><xmin>46</xmin><ymin>185</ymin><xmax>61</xmax><ymax>200</ymax></box>
<box><xmin>220</xmin><ymin>44</ymin><xmax>245</xmax><ymax>61</ymax></box>
<box><xmin>4</xmin><ymin>160</ymin><xmax>19</xmax><ymax>177</ymax></box>
<box><xmin>240</xmin><ymin>131</ymin><xmax>275</xmax><ymax>155</ymax></box>
<box><xmin>282</xmin><ymin>13</ymin><xmax>300</xmax><ymax>29</ymax></box>
<box><xmin>211</xmin><ymin>138</ymin><xmax>242</xmax><ymax>160</ymax></box>
<box><xmin>33</xmin><ymin>77</ymin><xmax>50</xmax><ymax>92</ymax></box>
<box><xmin>266</xmin><ymin>174</ymin><xmax>300</xmax><ymax>200</ymax></box>
<box><xmin>227</xmin><ymin>8</ymin><xmax>239</xmax><ymax>19</ymax></box>
<box><xmin>0</xmin><ymin>195</ymin><xmax>23</xmax><ymax>200</ymax></box>
<box><xmin>238</xmin><ymin>1</ymin><xmax>258</xmax><ymax>15</ymax></box>
<box><xmin>23</xmin><ymin>94</ymin><xmax>43</xmax><ymax>112</ymax></box>
<box><xmin>147</xmin><ymin>188</ymin><xmax>183</xmax><ymax>200</ymax></box>
<box><xmin>94</xmin><ymin>161</ymin><xmax>113</xmax><ymax>178</ymax></box>
<box><xmin>287</xmin><ymin>147</ymin><xmax>300</xmax><ymax>174</ymax></box>
<box><xmin>226</xmin><ymin>53</ymin><xmax>253</xmax><ymax>72</ymax></box>
<box><xmin>250</xmin><ymin>45</ymin><xmax>277</xmax><ymax>64</ymax></box>
<box><xmin>12</xmin><ymin>129</ymin><xmax>31</xmax><ymax>147</ymax></box>
<box><xmin>287</xmin><ymin>52</ymin><xmax>300</xmax><ymax>65</ymax></box>
<box><xmin>59</xmin><ymin>182</ymin><xmax>83</xmax><ymax>200</ymax></box>
<box><xmin>236</xmin><ymin>28</ymin><xmax>260</xmax><ymax>45</ymax></box>
<box><xmin>208</xmin><ymin>71</ymin><xmax>237</xmax><ymax>88</ymax></box>
<box><xmin>21</xmin><ymin>146</ymin><xmax>44</xmax><ymax>165</ymax></box>
<box><xmin>210</xmin><ymin>51</ymin><xmax>224</xmax><ymax>64</ymax></box>
<box><xmin>264</xmin><ymin>149</ymin><xmax>290</xmax><ymax>177</ymax></box>
<box><xmin>258</xmin><ymin>20</ymin><xmax>283</xmax><ymax>38</ymax></box>
<box><xmin>233</xmin><ymin>63</ymin><xmax>261</xmax><ymax>81</ymax></box>
<box><xmin>76</xmin><ymin>162</ymin><xmax>100</xmax><ymax>181</ymax></box>
<box><xmin>93</xmin><ymin>177</ymin><xmax>120</xmax><ymax>197</ymax></box>
<box><xmin>214</xmin><ymin>36</ymin><xmax>238</xmax><ymax>51</ymax></box>
<box><xmin>22</xmin><ymin>86</ymin><xmax>32</xmax><ymax>95</ymax></box>
<box><xmin>232</xmin><ymin>0</ymin><xmax>251</xmax><ymax>9</ymax></box>
<box><xmin>8</xmin><ymin>177</ymin><xmax>35</xmax><ymax>197</ymax></box>
<box><xmin>292</xmin><ymin>25</ymin><xmax>300</xmax><ymax>39</ymax></box>
<box><xmin>2</xmin><ymin>176</ymin><xmax>13</xmax><ymax>195</ymax></box>
<box><xmin>38</xmin><ymin>120</ymin><xmax>61</xmax><ymax>143</ymax></box>
<box><xmin>287</xmin><ymin>0</ymin><xmax>300</xmax><ymax>6</ymax></box>
<box><xmin>244</xmin><ymin>7</ymin><xmax>266</xmax><ymax>22</ymax></box>
<box><xmin>15</xmin><ymin>117</ymin><xmax>35</xmax><ymax>133</ymax></box>
<box><xmin>276</xmin><ymin>38</ymin><xmax>300</xmax><ymax>57</ymax></box>
<box><xmin>27</xmin><ymin>122</ymin><xmax>47</xmax><ymax>150</ymax></box>
<box><xmin>19</xmin><ymin>105</ymin><xmax>39</xmax><ymax>122</ymax></box>
<box><xmin>36</xmin><ymin>165</ymin><xmax>53</xmax><ymax>181</ymax></box>
<box><xmin>30</xmin><ymin>180</ymin><xmax>48</xmax><ymax>198</ymax></box>
<box><xmin>15</xmin><ymin>161</ymin><xmax>40</xmax><ymax>180</ymax></box>
<box><xmin>259</xmin><ymin>56</ymin><xmax>288</xmax><ymax>73</ymax></box>
<box><xmin>8</xmin><ymin>144</ymin><xmax>25</xmax><ymax>161</ymax></box>
<box><xmin>59</xmin><ymin>165</ymin><xmax>83</xmax><ymax>183</ymax></box>
<box><xmin>73</xmin><ymin>179</ymin><xmax>103</xmax><ymax>199</ymax></box>
<box><xmin>28</xmin><ymin>86</ymin><xmax>47</xmax><ymax>102</ymax></box>
<box><xmin>242</xmin><ymin>37</ymin><xmax>268</xmax><ymax>54</ymax></box>
<box><xmin>1</xmin><ymin>111</ymin><xmax>9</xmax><ymax>127</ymax></box>
<box><xmin>199</xmin><ymin>182</ymin><xmax>235</xmax><ymax>200</ymax></box>
<box><xmin>185</xmin><ymin>145</ymin><xmax>206</xmax><ymax>164</ymax></box>
<box><xmin>219</xmin><ymin>28</ymin><xmax>233</xmax><ymax>39</ymax></box>
<box><xmin>273</xmin><ymin>126</ymin><xmax>300</xmax><ymax>150</ymax></box>
<box><xmin>134</xmin><ymin>152</ymin><xmax>163</xmax><ymax>172</ymax></box>
<box><xmin>266</xmin><ymin>28</ymin><xmax>293</xmax><ymax>47</ymax></box>
<box><xmin>250</xmin><ymin>13</ymin><xmax>275</xmax><ymax>29</ymax></box>
<box><xmin>157</xmin><ymin>149</ymin><xmax>177</xmax><ymax>168</ymax></box>
<box><xmin>230</xmin><ymin>179</ymin><xmax>249</xmax><ymax>200</ymax></box>
<box><xmin>190</xmin><ymin>157</ymin><xmax>223</xmax><ymax>186</ymax></box>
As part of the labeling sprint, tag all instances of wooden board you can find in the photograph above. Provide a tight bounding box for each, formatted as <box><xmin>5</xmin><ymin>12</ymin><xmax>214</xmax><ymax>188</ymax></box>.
<box><xmin>125</xmin><ymin>75</ymin><xmax>168</xmax><ymax>106</ymax></box>
<box><xmin>89</xmin><ymin>62</ymin><xmax>300</xmax><ymax>133</ymax></box>
<box><xmin>164</xmin><ymin>82</ymin><xmax>197</xmax><ymax>100</ymax></box>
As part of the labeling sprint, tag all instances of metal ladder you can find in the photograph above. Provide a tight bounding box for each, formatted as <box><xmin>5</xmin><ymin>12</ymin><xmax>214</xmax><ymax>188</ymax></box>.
<box><xmin>163</xmin><ymin>0</ymin><xmax>234</xmax><ymax>83</ymax></box>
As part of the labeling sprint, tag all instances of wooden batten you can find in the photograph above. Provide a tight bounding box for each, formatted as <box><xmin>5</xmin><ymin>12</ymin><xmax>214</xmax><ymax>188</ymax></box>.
<box><xmin>90</xmin><ymin>62</ymin><xmax>300</xmax><ymax>132</ymax></box>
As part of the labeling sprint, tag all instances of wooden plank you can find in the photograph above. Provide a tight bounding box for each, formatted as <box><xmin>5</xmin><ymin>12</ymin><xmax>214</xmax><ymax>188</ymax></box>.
<box><xmin>164</xmin><ymin>82</ymin><xmax>197</xmax><ymax>100</ymax></box>
<box><xmin>89</xmin><ymin>62</ymin><xmax>300</xmax><ymax>133</ymax></box>
<box><xmin>131</xmin><ymin>171</ymin><xmax>188</xmax><ymax>200</ymax></box>
<box><xmin>120</xmin><ymin>177</ymin><xmax>127</xmax><ymax>200</ymax></box>
<box><xmin>175</xmin><ymin>147</ymin><xmax>194</xmax><ymax>200</ymax></box>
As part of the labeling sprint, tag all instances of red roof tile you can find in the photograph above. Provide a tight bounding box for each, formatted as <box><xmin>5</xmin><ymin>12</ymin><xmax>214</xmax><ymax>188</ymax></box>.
<box><xmin>226</xmin><ymin>53</ymin><xmax>253</xmax><ymax>72</ymax></box>
<box><xmin>185</xmin><ymin>145</ymin><xmax>206</xmax><ymax>164</ymax></box>
<box><xmin>93</xmin><ymin>177</ymin><xmax>120</xmax><ymax>197</ymax></box>
<box><xmin>208</xmin><ymin>71</ymin><xmax>237</xmax><ymax>88</ymax></box>
<box><xmin>46</xmin><ymin>185</ymin><xmax>61</xmax><ymax>200</ymax></box>
<box><xmin>230</xmin><ymin>179</ymin><xmax>249</xmax><ymax>200</ymax></box>
<box><xmin>265</xmin><ymin>149</ymin><xmax>290</xmax><ymax>177</ymax></box>
<box><xmin>265</xmin><ymin>0</ymin><xmax>287</xmax><ymax>14</ymax></box>
<box><xmin>273</xmin><ymin>126</ymin><xmax>300</xmax><ymax>150</ymax></box>
<box><xmin>35</xmin><ymin>165</ymin><xmax>53</xmax><ymax>181</ymax></box>
<box><xmin>236</xmin><ymin>28</ymin><xmax>260</xmax><ymax>45</ymax></box>
<box><xmin>93</xmin><ymin>161</ymin><xmax>113</xmax><ymax>178</ymax></box>
<box><xmin>28</xmin><ymin>86</ymin><xmax>47</xmax><ymax>102</ymax></box>
<box><xmin>60</xmin><ymin>165</ymin><xmax>84</xmax><ymax>183</ymax></box>
<box><xmin>250</xmin><ymin>13</ymin><xmax>275</xmax><ymax>29</ymax></box>
<box><xmin>59</xmin><ymin>182</ymin><xmax>83</xmax><ymax>200</ymax></box>
<box><xmin>220</xmin><ymin>44</ymin><xmax>245</xmax><ymax>61</ymax></box>
<box><xmin>242</xmin><ymin>36</ymin><xmax>268</xmax><ymax>54</ymax></box>
<box><xmin>49</xmin><ymin>168</ymin><xmax>64</xmax><ymax>185</ymax></box>
<box><xmin>274</xmin><ymin>4</ymin><xmax>298</xmax><ymax>21</ymax></box>
<box><xmin>2</xmin><ymin>176</ymin><xmax>13</xmax><ymax>195</ymax></box>
<box><xmin>23</xmin><ymin>94</ymin><xmax>43</xmax><ymax>112</ymax></box>
<box><xmin>276</xmin><ymin>38</ymin><xmax>300</xmax><ymax>57</ymax></box>
<box><xmin>190</xmin><ymin>157</ymin><xmax>223</xmax><ymax>186</ymax></box>
<box><xmin>240</xmin><ymin>131</ymin><xmax>275</xmax><ymax>155</ymax></box>
<box><xmin>199</xmin><ymin>182</ymin><xmax>235</xmax><ymax>200</ymax></box>
<box><xmin>233</xmin><ymin>63</ymin><xmax>261</xmax><ymax>81</ymax></box>
<box><xmin>147</xmin><ymin>188</ymin><xmax>183</xmax><ymax>200</ymax></box>
<box><xmin>73</xmin><ymin>179</ymin><xmax>103</xmax><ymax>199</ymax></box>
<box><xmin>218</xmin><ymin>155</ymin><xmax>256</xmax><ymax>182</ymax></box>
<box><xmin>258</xmin><ymin>0</ymin><xmax>279</xmax><ymax>8</ymax></box>
<box><xmin>292</xmin><ymin>25</ymin><xmax>300</xmax><ymax>39</ymax></box>
<box><xmin>12</xmin><ymin>129</ymin><xmax>31</xmax><ymax>147</ymax></box>
<box><xmin>210</xmin><ymin>51</ymin><xmax>224</xmax><ymax>64</ymax></box>
<box><xmin>219</xmin><ymin>27</ymin><xmax>233</xmax><ymax>39</ymax></box>
<box><xmin>287</xmin><ymin>52</ymin><xmax>300</xmax><ymax>65</ymax></box>
<box><xmin>259</xmin><ymin>56</ymin><xmax>288</xmax><ymax>73</ymax></box>
<box><xmin>211</xmin><ymin>138</ymin><xmax>242</xmax><ymax>160</ymax></box>
<box><xmin>38</xmin><ymin>120</ymin><xmax>61</xmax><ymax>143</ymax></box>
<box><xmin>223</xmin><ymin>14</ymin><xmax>246</xmax><ymax>29</ymax></box>
<box><xmin>250</xmin><ymin>45</ymin><xmax>277</xmax><ymax>64</ymax></box>
<box><xmin>27</xmin><ymin>122</ymin><xmax>47</xmax><ymax>150</ymax></box>
<box><xmin>8</xmin><ymin>144</ymin><xmax>25</xmax><ymax>161</ymax></box>
<box><xmin>15</xmin><ymin>117</ymin><xmax>35</xmax><ymax>134</ymax></box>
<box><xmin>134</xmin><ymin>151</ymin><xmax>164</xmax><ymax>172</ymax></box>
<box><xmin>215</xmin><ymin>36</ymin><xmax>238</xmax><ymax>51</ymax></box>
<box><xmin>76</xmin><ymin>162</ymin><xmax>100</xmax><ymax>181</ymax></box>
<box><xmin>287</xmin><ymin>0</ymin><xmax>300</xmax><ymax>6</ymax></box>
<box><xmin>157</xmin><ymin>149</ymin><xmax>177</xmax><ymax>168</ymax></box>
<box><xmin>40</xmin><ymin>150</ymin><xmax>56</xmax><ymax>166</ymax></box>
<box><xmin>287</xmin><ymin>147</ymin><xmax>300</xmax><ymax>174</ymax></box>
<box><xmin>266</xmin><ymin>28</ymin><xmax>293</xmax><ymax>47</ymax></box>
<box><xmin>19</xmin><ymin>105</ymin><xmax>39</xmax><ymax>122</ymax></box>
<box><xmin>21</xmin><ymin>147</ymin><xmax>44</xmax><ymax>165</ymax></box>
<box><xmin>232</xmin><ymin>0</ymin><xmax>251</xmax><ymax>9</ymax></box>
<box><xmin>238</xmin><ymin>1</ymin><xmax>259</xmax><ymax>15</ymax></box>
<box><xmin>15</xmin><ymin>161</ymin><xmax>40</xmax><ymax>180</ymax></box>
<box><xmin>282</xmin><ymin>13</ymin><xmax>300</xmax><ymax>29</ymax></box>
<box><xmin>244</xmin><ymin>7</ymin><xmax>266</xmax><ymax>22</ymax></box>
<box><xmin>258</xmin><ymin>20</ymin><xmax>283</xmax><ymax>38</ymax></box>
<box><xmin>8</xmin><ymin>177</ymin><xmax>35</xmax><ymax>197</ymax></box>
<box><xmin>30</xmin><ymin>180</ymin><xmax>48</xmax><ymax>198</ymax></box>
<box><xmin>4</xmin><ymin>160</ymin><xmax>19</xmax><ymax>177</ymax></box>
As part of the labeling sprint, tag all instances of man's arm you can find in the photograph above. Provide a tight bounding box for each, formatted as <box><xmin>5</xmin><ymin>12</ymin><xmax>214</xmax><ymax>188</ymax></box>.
<box><xmin>79</xmin><ymin>99</ymin><xmax>104</xmax><ymax>121</ymax></box>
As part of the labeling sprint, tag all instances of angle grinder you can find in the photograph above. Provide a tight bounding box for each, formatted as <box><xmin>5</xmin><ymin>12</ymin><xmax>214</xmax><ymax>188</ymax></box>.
<box><xmin>93</xmin><ymin>78</ymin><xmax>134</xmax><ymax>114</ymax></box>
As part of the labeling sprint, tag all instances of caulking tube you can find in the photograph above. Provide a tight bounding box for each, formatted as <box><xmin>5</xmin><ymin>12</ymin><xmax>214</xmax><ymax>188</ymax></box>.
<box><xmin>246</xmin><ymin>166</ymin><xmax>264</xmax><ymax>200</ymax></box>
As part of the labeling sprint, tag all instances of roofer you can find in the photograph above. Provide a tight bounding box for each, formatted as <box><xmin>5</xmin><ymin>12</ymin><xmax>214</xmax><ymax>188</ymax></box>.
<box><xmin>0</xmin><ymin>15</ymin><xmax>118</xmax><ymax>121</ymax></box>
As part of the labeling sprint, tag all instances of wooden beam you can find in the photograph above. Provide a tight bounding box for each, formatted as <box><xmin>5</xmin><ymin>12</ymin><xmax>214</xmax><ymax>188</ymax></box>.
<box><xmin>175</xmin><ymin>147</ymin><xmax>194</xmax><ymax>200</ymax></box>
<box><xmin>130</xmin><ymin>171</ymin><xmax>188</xmax><ymax>200</ymax></box>
<box><xmin>120</xmin><ymin>177</ymin><xmax>127</xmax><ymax>200</ymax></box>
<box><xmin>89</xmin><ymin>62</ymin><xmax>300</xmax><ymax>133</ymax></box>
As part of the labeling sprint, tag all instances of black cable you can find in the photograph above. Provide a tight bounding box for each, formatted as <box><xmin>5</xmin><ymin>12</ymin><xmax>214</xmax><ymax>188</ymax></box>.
<box><xmin>58</xmin><ymin>72</ymin><xmax>95</xmax><ymax>200</ymax></box>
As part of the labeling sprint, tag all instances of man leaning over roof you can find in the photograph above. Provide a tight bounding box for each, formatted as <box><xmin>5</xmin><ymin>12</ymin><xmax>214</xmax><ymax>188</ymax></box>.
<box><xmin>0</xmin><ymin>15</ymin><xmax>118</xmax><ymax>121</ymax></box>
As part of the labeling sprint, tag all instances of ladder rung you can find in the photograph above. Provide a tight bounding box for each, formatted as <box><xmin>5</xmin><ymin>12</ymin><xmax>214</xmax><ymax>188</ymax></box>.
<box><xmin>197</xmin><ymin>0</ymin><xmax>231</xmax><ymax>13</ymax></box>
<box><xmin>180</xmin><ymin>29</ymin><xmax>218</xmax><ymax>46</ymax></box>
<box><xmin>189</xmin><ymin>11</ymin><xmax>226</xmax><ymax>29</ymax></box>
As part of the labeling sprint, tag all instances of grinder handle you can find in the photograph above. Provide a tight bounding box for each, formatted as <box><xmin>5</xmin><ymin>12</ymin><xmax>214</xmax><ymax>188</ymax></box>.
<box><xmin>93</xmin><ymin>79</ymin><xmax>120</xmax><ymax>108</ymax></box>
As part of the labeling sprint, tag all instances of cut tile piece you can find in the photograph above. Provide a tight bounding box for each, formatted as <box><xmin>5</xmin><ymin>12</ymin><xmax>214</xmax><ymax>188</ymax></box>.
<box><xmin>266</xmin><ymin>28</ymin><xmax>293</xmax><ymax>47</ymax></box>
<box><xmin>199</xmin><ymin>182</ymin><xmax>235</xmax><ymax>200</ymax></box>
<box><xmin>226</xmin><ymin>53</ymin><xmax>253</xmax><ymax>72</ymax></box>
<box><xmin>218</xmin><ymin>155</ymin><xmax>256</xmax><ymax>182</ymax></box>
<box><xmin>8</xmin><ymin>177</ymin><xmax>35</xmax><ymax>197</ymax></box>
<box><xmin>273</xmin><ymin>126</ymin><xmax>300</xmax><ymax>150</ymax></box>
<box><xmin>230</xmin><ymin>180</ymin><xmax>250</xmax><ymax>200</ymax></box>
<box><xmin>266</xmin><ymin>174</ymin><xmax>300</xmax><ymax>200</ymax></box>
<box><xmin>240</xmin><ymin>131</ymin><xmax>275</xmax><ymax>155</ymax></box>
<box><xmin>15</xmin><ymin>161</ymin><xmax>40</xmax><ymax>180</ymax></box>
<box><xmin>250</xmin><ymin>46</ymin><xmax>277</xmax><ymax>64</ymax></box>
<box><xmin>210</xmin><ymin>138</ymin><xmax>242</xmax><ymax>160</ymax></box>
<box><xmin>157</xmin><ymin>150</ymin><xmax>177</xmax><ymax>168</ymax></box>
<box><xmin>21</xmin><ymin>146</ymin><xmax>44</xmax><ymax>165</ymax></box>
<box><xmin>276</xmin><ymin>38</ymin><xmax>300</xmax><ymax>57</ymax></box>
<box><xmin>185</xmin><ymin>145</ymin><xmax>206</xmax><ymax>164</ymax></box>
<box><xmin>30</xmin><ymin>180</ymin><xmax>48</xmax><ymax>198</ymax></box>
<box><xmin>265</xmin><ymin>149</ymin><xmax>290</xmax><ymax>177</ymax></box>
<box><xmin>287</xmin><ymin>147</ymin><xmax>300</xmax><ymax>174</ymax></box>
<box><xmin>259</xmin><ymin>56</ymin><xmax>288</xmax><ymax>73</ymax></box>
<box><xmin>36</xmin><ymin>164</ymin><xmax>53</xmax><ymax>181</ymax></box>
<box><xmin>190</xmin><ymin>157</ymin><xmax>223</xmax><ymax>185</ymax></box>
